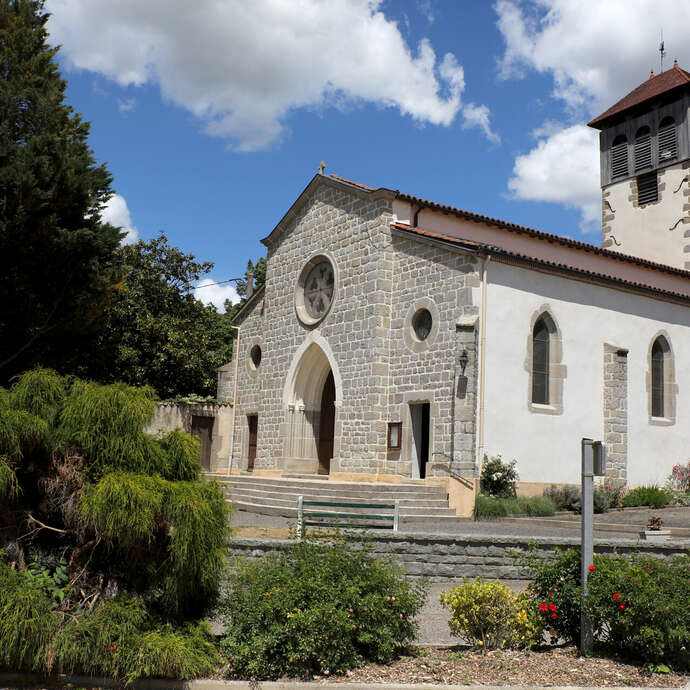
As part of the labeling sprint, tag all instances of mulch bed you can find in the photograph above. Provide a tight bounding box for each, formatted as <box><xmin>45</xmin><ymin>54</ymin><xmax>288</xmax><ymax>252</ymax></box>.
<box><xmin>317</xmin><ymin>646</ymin><xmax>689</xmax><ymax>687</ymax></box>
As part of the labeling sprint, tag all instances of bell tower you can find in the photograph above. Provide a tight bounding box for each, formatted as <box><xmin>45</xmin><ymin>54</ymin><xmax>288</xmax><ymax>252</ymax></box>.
<box><xmin>589</xmin><ymin>61</ymin><xmax>690</xmax><ymax>269</ymax></box>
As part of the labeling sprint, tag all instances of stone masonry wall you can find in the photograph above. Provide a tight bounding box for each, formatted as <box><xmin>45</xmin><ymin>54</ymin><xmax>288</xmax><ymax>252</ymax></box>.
<box><xmin>603</xmin><ymin>343</ymin><xmax>628</xmax><ymax>482</ymax></box>
<box><xmin>386</xmin><ymin>234</ymin><xmax>480</xmax><ymax>478</ymax></box>
<box><xmin>229</xmin><ymin>178</ymin><xmax>394</xmax><ymax>472</ymax></box>
<box><xmin>228</xmin><ymin>534</ymin><xmax>689</xmax><ymax>581</ymax></box>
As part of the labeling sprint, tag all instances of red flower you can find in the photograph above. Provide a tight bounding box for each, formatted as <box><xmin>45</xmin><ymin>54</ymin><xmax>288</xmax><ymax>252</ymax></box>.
<box><xmin>620</xmin><ymin>604</ymin><xmax>625</xmax><ymax>610</ymax></box>
<box><xmin>551</xmin><ymin>612</ymin><xmax>558</xmax><ymax>619</ymax></box>
<box><xmin>613</xmin><ymin>593</ymin><xmax>621</xmax><ymax>600</ymax></box>
<box><xmin>539</xmin><ymin>603</ymin><xmax>548</xmax><ymax>612</ymax></box>
<box><xmin>588</xmin><ymin>565</ymin><xmax>595</xmax><ymax>572</ymax></box>
<box><xmin>549</xmin><ymin>603</ymin><xmax>557</xmax><ymax>612</ymax></box>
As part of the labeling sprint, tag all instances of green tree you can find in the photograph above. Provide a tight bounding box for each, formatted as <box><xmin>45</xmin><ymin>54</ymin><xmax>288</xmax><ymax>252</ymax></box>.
<box><xmin>0</xmin><ymin>0</ymin><xmax>122</xmax><ymax>382</ymax></box>
<box><xmin>91</xmin><ymin>233</ymin><xmax>234</xmax><ymax>398</ymax></box>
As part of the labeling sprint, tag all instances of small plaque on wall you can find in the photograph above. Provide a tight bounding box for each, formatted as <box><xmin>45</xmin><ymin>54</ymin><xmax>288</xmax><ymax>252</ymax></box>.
<box><xmin>387</xmin><ymin>422</ymin><xmax>402</xmax><ymax>449</ymax></box>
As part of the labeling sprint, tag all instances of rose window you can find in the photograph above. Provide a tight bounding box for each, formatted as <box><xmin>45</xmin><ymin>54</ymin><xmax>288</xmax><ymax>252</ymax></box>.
<box><xmin>303</xmin><ymin>261</ymin><xmax>334</xmax><ymax>319</ymax></box>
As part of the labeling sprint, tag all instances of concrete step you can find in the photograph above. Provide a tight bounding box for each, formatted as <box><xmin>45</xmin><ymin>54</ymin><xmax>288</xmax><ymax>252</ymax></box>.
<box><xmin>210</xmin><ymin>473</ymin><xmax>458</xmax><ymax>521</ymax></box>
<box><xmin>222</xmin><ymin>486</ymin><xmax>449</xmax><ymax>507</ymax></box>
<box><xmin>212</xmin><ymin>474</ymin><xmax>445</xmax><ymax>495</ymax></box>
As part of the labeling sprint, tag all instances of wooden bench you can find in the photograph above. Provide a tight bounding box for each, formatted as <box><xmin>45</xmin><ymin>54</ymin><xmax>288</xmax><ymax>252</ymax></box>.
<box><xmin>296</xmin><ymin>495</ymin><xmax>399</xmax><ymax>537</ymax></box>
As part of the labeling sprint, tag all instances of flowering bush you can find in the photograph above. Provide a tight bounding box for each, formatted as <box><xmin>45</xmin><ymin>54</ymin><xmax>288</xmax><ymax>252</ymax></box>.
<box><xmin>480</xmin><ymin>455</ymin><xmax>518</xmax><ymax>498</ymax></box>
<box><xmin>440</xmin><ymin>579</ymin><xmax>542</xmax><ymax>651</ymax></box>
<box><xmin>521</xmin><ymin>547</ymin><xmax>690</xmax><ymax>669</ymax></box>
<box><xmin>585</xmin><ymin>554</ymin><xmax>690</xmax><ymax>669</ymax></box>
<box><xmin>665</xmin><ymin>462</ymin><xmax>690</xmax><ymax>505</ymax></box>
<box><xmin>520</xmin><ymin>548</ymin><xmax>582</xmax><ymax>644</ymax></box>
<box><xmin>670</xmin><ymin>462</ymin><xmax>690</xmax><ymax>492</ymax></box>
<box><xmin>219</xmin><ymin>535</ymin><xmax>426</xmax><ymax>679</ymax></box>
<box><xmin>647</xmin><ymin>515</ymin><xmax>664</xmax><ymax>531</ymax></box>
<box><xmin>600</xmin><ymin>481</ymin><xmax>626</xmax><ymax>510</ymax></box>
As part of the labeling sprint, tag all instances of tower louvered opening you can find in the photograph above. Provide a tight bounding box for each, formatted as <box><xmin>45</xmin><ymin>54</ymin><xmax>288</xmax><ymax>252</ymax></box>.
<box><xmin>634</xmin><ymin>126</ymin><xmax>652</xmax><ymax>171</ymax></box>
<box><xmin>637</xmin><ymin>172</ymin><xmax>658</xmax><ymax>205</ymax></box>
<box><xmin>611</xmin><ymin>135</ymin><xmax>628</xmax><ymax>178</ymax></box>
<box><xmin>658</xmin><ymin>116</ymin><xmax>677</xmax><ymax>162</ymax></box>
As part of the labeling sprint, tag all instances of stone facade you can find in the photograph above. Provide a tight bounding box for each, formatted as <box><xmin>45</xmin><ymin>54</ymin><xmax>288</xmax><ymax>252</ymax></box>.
<box><xmin>219</xmin><ymin>176</ymin><xmax>482</xmax><ymax>479</ymax></box>
<box><xmin>602</xmin><ymin>343</ymin><xmax>628</xmax><ymax>482</ymax></box>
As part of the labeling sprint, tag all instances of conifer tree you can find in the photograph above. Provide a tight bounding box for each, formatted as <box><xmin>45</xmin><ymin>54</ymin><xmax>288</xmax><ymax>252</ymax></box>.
<box><xmin>0</xmin><ymin>0</ymin><xmax>121</xmax><ymax>382</ymax></box>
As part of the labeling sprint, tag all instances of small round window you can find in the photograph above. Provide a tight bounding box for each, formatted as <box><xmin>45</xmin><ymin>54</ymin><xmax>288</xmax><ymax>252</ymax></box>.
<box><xmin>412</xmin><ymin>308</ymin><xmax>432</xmax><ymax>341</ymax></box>
<box><xmin>250</xmin><ymin>344</ymin><xmax>262</xmax><ymax>369</ymax></box>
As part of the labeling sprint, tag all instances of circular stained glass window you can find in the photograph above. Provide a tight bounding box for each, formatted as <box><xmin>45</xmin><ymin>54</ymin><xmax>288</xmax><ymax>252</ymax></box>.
<box><xmin>250</xmin><ymin>344</ymin><xmax>262</xmax><ymax>368</ymax></box>
<box><xmin>303</xmin><ymin>260</ymin><xmax>334</xmax><ymax>319</ymax></box>
<box><xmin>412</xmin><ymin>308</ymin><xmax>432</xmax><ymax>341</ymax></box>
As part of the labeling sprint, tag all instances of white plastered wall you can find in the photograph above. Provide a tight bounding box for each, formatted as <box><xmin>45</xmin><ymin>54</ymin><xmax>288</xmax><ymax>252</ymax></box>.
<box><xmin>482</xmin><ymin>260</ymin><xmax>690</xmax><ymax>488</ymax></box>
<box><xmin>604</xmin><ymin>163</ymin><xmax>688</xmax><ymax>269</ymax></box>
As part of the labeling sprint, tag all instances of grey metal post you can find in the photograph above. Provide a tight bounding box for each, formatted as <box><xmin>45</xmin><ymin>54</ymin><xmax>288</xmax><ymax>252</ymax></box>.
<box><xmin>393</xmin><ymin>500</ymin><xmax>399</xmax><ymax>532</ymax></box>
<box><xmin>580</xmin><ymin>438</ymin><xmax>594</xmax><ymax>655</ymax></box>
<box><xmin>297</xmin><ymin>495</ymin><xmax>303</xmax><ymax>539</ymax></box>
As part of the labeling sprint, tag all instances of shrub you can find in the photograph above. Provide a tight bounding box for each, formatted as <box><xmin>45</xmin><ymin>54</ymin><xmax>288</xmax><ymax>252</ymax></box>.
<box><xmin>78</xmin><ymin>472</ymin><xmax>229</xmax><ymax>616</ymax></box>
<box><xmin>585</xmin><ymin>554</ymin><xmax>690</xmax><ymax>669</ymax></box>
<box><xmin>440</xmin><ymin>579</ymin><xmax>542</xmax><ymax>651</ymax></box>
<box><xmin>219</xmin><ymin>535</ymin><xmax>426</xmax><ymax>678</ymax></box>
<box><xmin>473</xmin><ymin>494</ymin><xmax>556</xmax><ymax>520</ymax></box>
<box><xmin>51</xmin><ymin>598</ymin><xmax>219</xmax><ymax>683</ymax></box>
<box><xmin>480</xmin><ymin>455</ymin><xmax>518</xmax><ymax>498</ymax></box>
<box><xmin>543</xmin><ymin>484</ymin><xmax>610</xmax><ymax>513</ymax></box>
<box><xmin>665</xmin><ymin>463</ymin><xmax>690</xmax><ymax>506</ymax></box>
<box><xmin>0</xmin><ymin>561</ymin><xmax>58</xmax><ymax>671</ymax></box>
<box><xmin>600</xmin><ymin>481</ymin><xmax>626</xmax><ymax>510</ymax></box>
<box><xmin>473</xmin><ymin>494</ymin><xmax>509</xmax><ymax>519</ymax></box>
<box><xmin>622</xmin><ymin>485</ymin><xmax>669</xmax><ymax>509</ymax></box>
<box><xmin>519</xmin><ymin>548</ymin><xmax>583</xmax><ymax>644</ymax></box>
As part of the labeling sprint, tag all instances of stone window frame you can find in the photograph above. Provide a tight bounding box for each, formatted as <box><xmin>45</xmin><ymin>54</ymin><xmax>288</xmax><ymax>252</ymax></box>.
<box><xmin>294</xmin><ymin>251</ymin><xmax>339</xmax><ymax>327</ymax></box>
<box><xmin>646</xmin><ymin>331</ymin><xmax>677</xmax><ymax>426</ymax></box>
<box><xmin>246</xmin><ymin>336</ymin><xmax>264</xmax><ymax>378</ymax></box>
<box><xmin>524</xmin><ymin>307</ymin><xmax>566</xmax><ymax>415</ymax></box>
<box><xmin>403</xmin><ymin>297</ymin><xmax>440</xmax><ymax>353</ymax></box>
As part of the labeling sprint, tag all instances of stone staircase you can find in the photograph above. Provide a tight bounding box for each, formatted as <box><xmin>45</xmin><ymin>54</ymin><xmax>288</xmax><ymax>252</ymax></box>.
<box><xmin>213</xmin><ymin>474</ymin><xmax>459</xmax><ymax>523</ymax></box>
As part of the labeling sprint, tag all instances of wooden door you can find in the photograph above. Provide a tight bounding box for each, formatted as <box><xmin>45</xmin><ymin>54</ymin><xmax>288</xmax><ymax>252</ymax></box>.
<box><xmin>317</xmin><ymin>372</ymin><xmax>335</xmax><ymax>475</ymax></box>
<box><xmin>247</xmin><ymin>415</ymin><xmax>258</xmax><ymax>471</ymax></box>
<box><xmin>191</xmin><ymin>415</ymin><xmax>214</xmax><ymax>471</ymax></box>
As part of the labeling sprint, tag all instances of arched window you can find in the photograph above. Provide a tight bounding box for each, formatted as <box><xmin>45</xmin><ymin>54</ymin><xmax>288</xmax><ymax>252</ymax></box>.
<box><xmin>634</xmin><ymin>125</ymin><xmax>652</xmax><ymax>171</ymax></box>
<box><xmin>658</xmin><ymin>116</ymin><xmax>677</xmax><ymax>162</ymax></box>
<box><xmin>611</xmin><ymin>134</ymin><xmax>628</xmax><ymax>178</ymax></box>
<box><xmin>651</xmin><ymin>337</ymin><xmax>666</xmax><ymax>418</ymax></box>
<box><xmin>532</xmin><ymin>317</ymin><xmax>550</xmax><ymax>405</ymax></box>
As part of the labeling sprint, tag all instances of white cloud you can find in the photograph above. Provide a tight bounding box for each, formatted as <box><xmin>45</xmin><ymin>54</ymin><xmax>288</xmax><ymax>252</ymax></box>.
<box><xmin>117</xmin><ymin>97</ymin><xmax>136</xmax><ymax>112</ymax></box>
<box><xmin>507</xmin><ymin>124</ymin><xmax>600</xmax><ymax>232</ymax></box>
<box><xmin>102</xmin><ymin>193</ymin><xmax>139</xmax><ymax>244</ymax></box>
<box><xmin>495</xmin><ymin>0</ymin><xmax>690</xmax><ymax>114</ymax></box>
<box><xmin>46</xmin><ymin>0</ymin><xmax>497</xmax><ymax>149</ymax></box>
<box><xmin>462</xmin><ymin>103</ymin><xmax>500</xmax><ymax>143</ymax></box>
<box><xmin>495</xmin><ymin>0</ymin><xmax>690</xmax><ymax>230</ymax></box>
<box><xmin>194</xmin><ymin>279</ymin><xmax>239</xmax><ymax>313</ymax></box>
<box><xmin>417</xmin><ymin>0</ymin><xmax>435</xmax><ymax>24</ymax></box>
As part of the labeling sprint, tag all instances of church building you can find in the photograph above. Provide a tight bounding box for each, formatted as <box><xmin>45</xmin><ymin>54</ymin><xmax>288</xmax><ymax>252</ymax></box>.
<box><xmin>215</xmin><ymin>63</ymin><xmax>690</xmax><ymax>496</ymax></box>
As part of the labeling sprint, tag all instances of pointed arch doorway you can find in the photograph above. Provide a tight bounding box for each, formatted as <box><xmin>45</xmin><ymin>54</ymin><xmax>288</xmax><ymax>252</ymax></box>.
<box><xmin>318</xmin><ymin>371</ymin><xmax>335</xmax><ymax>474</ymax></box>
<box><xmin>283</xmin><ymin>337</ymin><xmax>342</xmax><ymax>475</ymax></box>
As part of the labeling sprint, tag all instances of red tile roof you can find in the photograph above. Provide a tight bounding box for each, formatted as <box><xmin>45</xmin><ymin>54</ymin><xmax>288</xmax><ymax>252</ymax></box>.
<box><xmin>391</xmin><ymin>222</ymin><xmax>690</xmax><ymax>303</ymax></box>
<box><xmin>589</xmin><ymin>63</ymin><xmax>690</xmax><ymax>129</ymax></box>
<box><xmin>395</xmin><ymin>190</ymin><xmax>690</xmax><ymax>280</ymax></box>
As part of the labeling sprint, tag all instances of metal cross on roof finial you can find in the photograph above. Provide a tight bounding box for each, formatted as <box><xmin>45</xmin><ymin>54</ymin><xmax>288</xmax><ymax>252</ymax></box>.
<box><xmin>318</xmin><ymin>161</ymin><xmax>326</xmax><ymax>175</ymax></box>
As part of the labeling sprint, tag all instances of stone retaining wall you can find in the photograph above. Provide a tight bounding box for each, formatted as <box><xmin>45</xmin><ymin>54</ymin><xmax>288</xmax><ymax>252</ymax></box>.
<box><xmin>228</xmin><ymin>533</ymin><xmax>689</xmax><ymax>581</ymax></box>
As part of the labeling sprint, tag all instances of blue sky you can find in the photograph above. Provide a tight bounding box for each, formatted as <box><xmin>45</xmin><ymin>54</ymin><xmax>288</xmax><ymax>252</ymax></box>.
<box><xmin>44</xmin><ymin>0</ymin><xmax>690</xmax><ymax>309</ymax></box>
